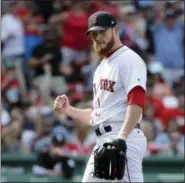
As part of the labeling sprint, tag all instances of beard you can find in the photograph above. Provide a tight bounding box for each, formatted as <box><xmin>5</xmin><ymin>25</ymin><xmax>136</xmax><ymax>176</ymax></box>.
<box><xmin>93</xmin><ymin>35</ymin><xmax>115</xmax><ymax>57</ymax></box>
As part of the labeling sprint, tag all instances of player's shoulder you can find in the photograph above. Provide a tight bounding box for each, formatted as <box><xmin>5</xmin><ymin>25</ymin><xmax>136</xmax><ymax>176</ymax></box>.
<box><xmin>2</xmin><ymin>13</ymin><xmax>12</xmax><ymax>22</ymax></box>
<box><xmin>119</xmin><ymin>46</ymin><xmax>146</xmax><ymax>68</ymax></box>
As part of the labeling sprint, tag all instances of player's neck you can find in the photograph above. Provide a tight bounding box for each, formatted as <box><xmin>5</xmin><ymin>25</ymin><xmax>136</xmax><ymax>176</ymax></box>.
<box><xmin>105</xmin><ymin>41</ymin><xmax>123</xmax><ymax>59</ymax></box>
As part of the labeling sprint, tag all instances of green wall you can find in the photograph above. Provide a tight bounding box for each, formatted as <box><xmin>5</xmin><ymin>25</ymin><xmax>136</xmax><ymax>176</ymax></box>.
<box><xmin>1</xmin><ymin>154</ymin><xmax>184</xmax><ymax>182</ymax></box>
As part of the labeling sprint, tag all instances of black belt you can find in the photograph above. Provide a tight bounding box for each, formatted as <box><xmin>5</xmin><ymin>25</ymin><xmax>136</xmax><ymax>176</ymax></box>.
<box><xmin>95</xmin><ymin>123</ymin><xmax>140</xmax><ymax>136</ymax></box>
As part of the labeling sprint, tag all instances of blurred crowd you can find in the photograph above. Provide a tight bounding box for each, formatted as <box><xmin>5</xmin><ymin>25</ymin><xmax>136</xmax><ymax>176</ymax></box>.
<box><xmin>1</xmin><ymin>0</ymin><xmax>184</xmax><ymax>158</ymax></box>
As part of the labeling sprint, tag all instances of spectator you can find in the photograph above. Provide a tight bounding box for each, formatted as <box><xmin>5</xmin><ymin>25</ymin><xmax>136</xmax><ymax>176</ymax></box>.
<box><xmin>60</xmin><ymin>99</ymin><xmax>96</xmax><ymax>156</ymax></box>
<box><xmin>1</xmin><ymin>107</ymin><xmax>11</xmax><ymax>151</ymax></box>
<box><xmin>120</xmin><ymin>4</ymin><xmax>148</xmax><ymax>49</ymax></box>
<box><xmin>145</xmin><ymin>77</ymin><xmax>165</xmax><ymax>120</ymax></box>
<box><xmin>81</xmin><ymin>48</ymin><xmax>100</xmax><ymax>92</ymax></box>
<box><xmin>32</xmin><ymin>132</ymin><xmax>75</xmax><ymax>178</ymax></box>
<box><xmin>153</xmin><ymin>8</ymin><xmax>184</xmax><ymax>88</ymax></box>
<box><xmin>29</xmin><ymin>26</ymin><xmax>68</xmax><ymax>104</ymax></box>
<box><xmin>33</xmin><ymin>0</ymin><xmax>53</xmax><ymax>23</ymax></box>
<box><xmin>1</xmin><ymin>106</ymin><xmax>24</xmax><ymax>153</ymax></box>
<box><xmin>141</xmin><ymin>120</ymin><xmax>154</xmax><ymax>143</ymax></box>
<box><xmin>52</xmin><ymin>0</ymin><xmax>72</xmax><ymax>15</ymax></box>
<box><xmin>68</xmin><ymin>123</ymin><xmax>96</xmax><ymax>155</ymax></box>
<box><xmin>160</xmin><ymin>91</ymin><xmax>184</xmax><ymax>133</ymax></box>
<box><xmin>20</xmin><ymin>102</ymin><xmax>38</xmax><ymax>154</ymax></box>
<box><xmin>119</xmin><ymin>4</ymin><xmax>148</xmax><ymax>59</ymax></box>
<box><xmin>141</xmin><ymin>4</ymin><xmax>155</xmax><ymax>55</ymax></box>
<box><xmin>35</xmin><ymin>111</ymin><xmax>55</xmax><ymax>142</ymax></box>
<box><xmin>49</xmin><ymin>1</ymin><xmax>91</xmax><ymax>83</ymax></box>
<box><xmin>1</xmin><ymin>1</ymin><xmax>27</xmax><ymax>97</ymax></box>
<box><xmin>1</xmin><ymin>64</ymin><xmax>20</xmax><ymax>107</ymax></box>
<box><xmin>166</xmin><ymin>1</ymin><xmax>183</xmax><ymax>14</ymax></box>
<box><xmin>148</xmin><ymin>62</ymin><xmax>172</xmax><ymax>99</ymax></box>
<box><xmin>18</xmin><ymin>1</ymin><xmax>44</xmax><ymax>63</ymax></box>
<box><xmin>16</xmin><ymin>0</ymin><xmax>31</xmax><ymax>23</ymax></box>
<box><xmin>133</xmin><ymin>0</ymin><xmax>155</xmax><ymax>9</ymax></box>
<box><xmin>154</xmin><ymin>120</ymin><xmax>184</xmax><ymax>156</ymax></box>
<box><xmin>25</xmin><ymin>88</ymin><xmax>57</xmax><ymax>149</ymax></box>
<box><xmin>172</xmin><ymin>75</ymin><xmax>184</xmax><ymax>92</ymax></box>
<box><xmin>1</xmin><ymin>107</ymin><xmax>11</xmax><ymax>128</ymax></box>
<box><xmin>85</xmin><ymin>0</ymin><xmax>120</xmax><ymax>18</ymax></box>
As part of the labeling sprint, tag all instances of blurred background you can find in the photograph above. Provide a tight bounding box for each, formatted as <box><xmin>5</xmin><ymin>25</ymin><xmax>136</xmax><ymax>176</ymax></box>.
<box><xmin>1</xmin><ymin>0</ymin><xmax>184</xmax><ymax>182</ymax></box>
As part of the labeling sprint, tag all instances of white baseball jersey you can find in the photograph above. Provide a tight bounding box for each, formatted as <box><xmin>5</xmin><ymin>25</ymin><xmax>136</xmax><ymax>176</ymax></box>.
<box><xmin>90</xmin><ymin>46</ymin><xmax>147</xmax><ymax>126</ymax></box>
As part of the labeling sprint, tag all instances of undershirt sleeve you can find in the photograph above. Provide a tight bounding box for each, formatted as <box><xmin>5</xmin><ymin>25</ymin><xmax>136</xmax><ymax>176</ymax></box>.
<box><xmin>127</xmin><ymin>86</ymin><xmax>146</xmax><ymax>109</ymax></box>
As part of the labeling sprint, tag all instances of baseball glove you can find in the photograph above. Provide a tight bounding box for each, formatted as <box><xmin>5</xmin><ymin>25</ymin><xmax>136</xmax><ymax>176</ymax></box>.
<box><xmin>93</xmin><ymin>138</ymin><xmax>127</xmax><ymax>180</ymax></box>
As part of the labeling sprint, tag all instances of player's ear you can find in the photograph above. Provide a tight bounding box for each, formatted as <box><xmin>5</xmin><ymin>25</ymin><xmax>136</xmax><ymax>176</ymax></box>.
<box><xmin>114</xmin><ymin>25</ymin><xmax>119</xmax><ymax>35</ymax></box>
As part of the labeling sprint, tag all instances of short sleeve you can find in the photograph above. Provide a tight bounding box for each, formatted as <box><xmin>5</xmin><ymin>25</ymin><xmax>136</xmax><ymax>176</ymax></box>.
<box><xmin>1</xmin><ymin>16</ymin><xmax>11</xmax><ymax>42</ymax></box>
<box><xmin>120</xmin><ymin>53</ymin><xmax>147</xmax><ymax>95</ymax></box>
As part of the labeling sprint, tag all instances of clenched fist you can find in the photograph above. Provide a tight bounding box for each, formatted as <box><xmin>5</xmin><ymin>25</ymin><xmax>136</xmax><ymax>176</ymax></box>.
<box><xmin>53</xmin><ymin>94</ymin><xmax>70</xmax><ymax>114</ymax></box>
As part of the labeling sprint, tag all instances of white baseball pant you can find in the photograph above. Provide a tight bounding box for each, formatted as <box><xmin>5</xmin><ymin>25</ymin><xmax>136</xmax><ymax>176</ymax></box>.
<box><xmin>82</xmin><ymin>124</ymin><xmax>147</xmax><ymax>182</ymax></box>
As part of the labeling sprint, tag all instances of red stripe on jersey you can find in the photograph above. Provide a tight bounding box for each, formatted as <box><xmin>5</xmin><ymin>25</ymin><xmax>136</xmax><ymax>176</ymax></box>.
<box><xmin>128</xmin><ymin>86</ymin><xmax>146</xmax><ymax>109</ymax></box>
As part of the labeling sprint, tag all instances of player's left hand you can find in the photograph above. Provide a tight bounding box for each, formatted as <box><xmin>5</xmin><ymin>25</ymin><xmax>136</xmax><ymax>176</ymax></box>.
<box><xmin>93</xmin><ymin>138</ymin><xmax>127</xmax><ymax>180</ymax></box>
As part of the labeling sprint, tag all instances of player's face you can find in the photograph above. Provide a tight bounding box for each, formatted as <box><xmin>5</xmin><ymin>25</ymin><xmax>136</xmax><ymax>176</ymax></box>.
<box><xmin>165</xmin><ymin>16</ymin><xmax>176</xmax><ymax>29</ymax></box>
<box><xmin>91</xmin><ymin>28</ymin><xmax>115</xmax><ymax>57</ymax></box>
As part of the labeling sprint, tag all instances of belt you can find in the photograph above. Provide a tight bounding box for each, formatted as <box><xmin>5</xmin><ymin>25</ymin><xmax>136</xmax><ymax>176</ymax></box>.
<box><xmin>95</xmin><ymin>123</ymin><xmax>140</xmax><ymax>136</ymax></box>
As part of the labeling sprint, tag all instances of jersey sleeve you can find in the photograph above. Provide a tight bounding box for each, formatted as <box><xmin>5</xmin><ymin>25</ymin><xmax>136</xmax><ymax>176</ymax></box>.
<box><xmin>120</xmin><ymin>52</ymin><xmax>147</xmax><ymax>95</ymax></box>
<box><xmin>1</xmin><ymin>16</ymin><xmax>11</xmax><ymax>42</ymax></box>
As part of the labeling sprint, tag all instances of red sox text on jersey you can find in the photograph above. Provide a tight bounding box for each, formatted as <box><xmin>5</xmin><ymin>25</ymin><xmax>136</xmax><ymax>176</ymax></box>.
<box><xmin>94</xmin><ymin>79</ymin><xmax>116</xmax><ymax>93</ymax></box>
<box><xmin>91</xmin><ymin>46</ymin><xmax>147</xmax><ymax>126</ymax></box>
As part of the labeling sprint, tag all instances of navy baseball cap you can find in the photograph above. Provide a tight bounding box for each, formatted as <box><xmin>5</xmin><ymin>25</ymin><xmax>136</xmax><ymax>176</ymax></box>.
<box><xmin>85</xmin><ymin>11</ymin><xmax>117</xmax><ymax>35</ymax></box>
<box><xmin>165</xmin><ymin>9</ymin><xmax>176</xmax><ymax>18</ymax></box>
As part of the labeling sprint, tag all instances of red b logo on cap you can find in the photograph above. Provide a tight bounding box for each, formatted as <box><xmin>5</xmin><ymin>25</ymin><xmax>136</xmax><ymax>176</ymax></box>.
<box><xmin>91</xmin><ymin>15</ymin><xmax>97</xmax><ymax>24</ymax></box>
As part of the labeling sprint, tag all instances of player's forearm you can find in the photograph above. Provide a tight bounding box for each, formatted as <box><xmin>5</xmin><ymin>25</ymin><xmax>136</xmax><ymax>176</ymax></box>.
<box><xmin>117</xmin><ymin>105</ymin><xmax>143</xmax><ymax>140</ymax></box>
<box><xmin>29</xmin><ymin>58</ymin><xmax>42</xmax><ymax>68</ymax></box>
<box><xmin>66</xmin><ymin>106</ymin><xmax>92</xmax><ymax>126</ymax></box>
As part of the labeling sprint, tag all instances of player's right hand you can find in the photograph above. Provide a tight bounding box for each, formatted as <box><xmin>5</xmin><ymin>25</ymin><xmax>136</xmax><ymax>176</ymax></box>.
<box><xmin>53</xmin><ymin>94</ymin><xmax>70</xmax><ymax>114</ymax></box>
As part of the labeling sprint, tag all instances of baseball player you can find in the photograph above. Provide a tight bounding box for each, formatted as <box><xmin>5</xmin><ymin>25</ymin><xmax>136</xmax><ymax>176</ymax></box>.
<box><xmin>53</xmin><ymin>11</ymin><xmax>147</xmax><ymax>182</ymax></box>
